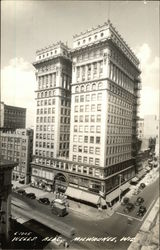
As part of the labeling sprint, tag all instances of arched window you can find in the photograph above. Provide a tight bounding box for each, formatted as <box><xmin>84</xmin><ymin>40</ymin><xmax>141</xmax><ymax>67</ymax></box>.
<box><xmin>81</xmin><ymin>85</ymin><xmax>84</xmax><ymax>92</ymax></box>
<box><xmin>86</xmin><ymin>84</ymin><xmax>90</xmax><ymax>91</ymax></box>
<box><xmin>98</xmin><ymin>82</ymin><xmax>102</xmax><ymax>89</ymax></box>
<box><xmin>92</xmin><ymin>83</ymin><xmax>96</xmax><ymax>90</ymax></box>
<box><xmin>75</xmin><ymin>86</ymin><xmax>79</xmax><ymax>93</ymax></box>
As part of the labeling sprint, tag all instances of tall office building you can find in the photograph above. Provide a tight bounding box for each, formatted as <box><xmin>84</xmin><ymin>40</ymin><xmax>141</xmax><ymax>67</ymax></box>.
<box><xmin>0</xmin><ymin>102</ymin><xmax>26</xmax><ymax>131</ymax></box>
<box><xmin>31</xmin><ymin>42</ymin><xmax>72</xmax><ymax>191</ymax></box>
<box><xmin>68</xmin><ymin>20</ymin><xmax>141</xmax><ymax>202</ymax></box>
<box><xmin>31</xmin><ymin>21</ymin><xmax>141</xmax><ymax>205</ymax></box>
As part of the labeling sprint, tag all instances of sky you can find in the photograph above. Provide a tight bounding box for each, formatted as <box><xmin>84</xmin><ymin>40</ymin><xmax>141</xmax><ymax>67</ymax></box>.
<box><xmin>1</xmin><ymin>0</ymin><xmax>159</xmax><ymax>127</ymax></box>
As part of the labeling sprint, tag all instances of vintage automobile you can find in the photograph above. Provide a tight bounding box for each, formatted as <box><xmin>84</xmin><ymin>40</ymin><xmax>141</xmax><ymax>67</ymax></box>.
<box><xmin>38</xmin><ymin>197</ymin><xmax>50</xmax><ymax>205</ymax></box>
<box><xmin>137</xmin><ymin>205</ymin><xmax>147</xmax><ymax>217</ymax></box>
<box><xmin>51</xmin><ymin>203</ymin><xmax>68</xmax><ymax>217</ymax></box>
<box><xmin>25</xmin><ymin>192</ymin><xmax>36</xmax><ymax>199</ymax></box>
<box><xmin>17</xmin><ymin>189</ymin><xmax>26</xmax><ymax>195</ymax></box>
<box><xmin>123</xmin><ymin>203</ymin><xmax>135</xmax><ymax>213</ymax></box>
<box><xmin>135</xmin><ymin>197</ymin><xmax>144</xmax><ymax>206</ymax></box>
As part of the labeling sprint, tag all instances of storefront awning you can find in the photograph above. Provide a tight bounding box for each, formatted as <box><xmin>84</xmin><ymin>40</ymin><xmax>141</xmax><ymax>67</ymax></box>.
<box><xmin>106</xmin><ymin>182</ymin><xmax>130</xmax><ymax>203</ymax></box>
<box><xmin>120</xmin><ymin>182</ymin><xmax>130</xmax><ymax>191</ymax></box>
<box><xmin>106</xmin><ymin>188</ymin><xmax>120</xmax><ymax>203</ymax></box>
<box><xmin>80</xmin><ymin>191</ymin><xmax>100</xmax><ymax>205</ymax></box>
<box><xmin>65</xmin><ymin>187</ymin><xmax>101</xmax><ymax>205</ymax></box>
<box><xmin>136</xmin><ymin>169</ymin><xmax>146</xmax><ymax>179</ymax></box>
<box><xmin>131</xmin><ymin>177</ymin><xmax>139</xmax><ymax>182</ymax></box>
<box><xmin>65</xmin><ymin>186</ymin><xmax>82</xmax><ymax>199</ymax></box>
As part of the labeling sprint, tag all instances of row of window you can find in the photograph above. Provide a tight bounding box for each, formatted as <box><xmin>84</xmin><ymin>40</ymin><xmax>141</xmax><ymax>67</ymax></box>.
<box><xmin>108</xmin><ymin>104</ymin><xmax>132</xmax><ymax>117</ymax></box>
<box><xmin>107</xmin><ymin>115</ymin><xmax>132</xmax><ymax>127</ymax></box>
<box><xmin>36</xmin><ymin>125</ymin><xmax>55</xmax><ymax>132</ymax></box>
<box><xmin>109</xmin><ymin>83</ymin><xmax>133</xmax><ymax>103</ymax></box>
<box><xmin>107</xmin><ymin>125</ymin><xmax>132</xmax><ymax>135</ymax></box>
<box><xmin>76</xmin><ymin>61</ymin><xmax>103</xmax><ymax>82</ymax></box>
<box><xmin>0</xmin><ymin>137</ymin><xmax>27</xmax><ymax>143</ymax></box>
<box><xmin>73</xmin><ymin>145</ymin><xmax>100</xmax><ymax>155</ymax></box>
<box><xmin>1</xmin><ymin>150</ymin><xmax>26</xmax><ymax>158</ymax></box>
<box><xmin>37</xmin><ymin>98</ymin><xmax>55</xmax><ymax>106</ymax></box>
<box><xmin>36</xmin><ymin>116</ymin><xmax>55</xmax><ymax>123</ymax></box>
<box><xmin>74</xmin><ymin>114</ymin><xmax>101</xmax><ymax>123</ymax></box>
<box><xmin>35</xmin><ymin>141</ymin><xmax>54</xmax><ymax>149</ymax></box>
<box><xmin>74</xmin><ymin>93</ymin><xmax>103</xmax><ymax>104</ymax></box>
<box><xmin>37</xmin><ymin>107</ymin><xmax>55</xmax><ymax>115</ymax></box>
<box><xmin>36</xmin><ymin>133</ymin><xmax>54</xmax><ymax>140</ymax></box>
<box><xmin>109</xmin><ymin>62</ymin><xmax>134</xmax><ymax>94</ymax></box>
<box><xmin>74</xmin><ymin>103</ymin><xmax>102</xmax><ymax>113</ymax></box>
<box><xmin>60</xmin><ymin>116</ymin><xmax>70</xmax><ymax>124</ymax></box>
<box><xmin>74</xmin><ymin>82</ymin><xmax>103</xmax><ymax>94</ymax></box>
<box><xmin>60</xmin><ymin>134</ymin><xmax>70</xmax><ymax>141</ymax></box>
<box><xmin>74</xmin><ymin>125</ymin><xmax>101</xmax><ymax>133</ymax></box>
<box><xmin>61</xmin><ymin>108</ymin><xmax>70</xmax><ymax>116</ymax></box>
<box><xmin>106</xmin><ymin>144</ymin><xmax>131</xmax><ymax>155</ymax></box>
<box><xmin>73</xmin><ymin>135</ymin><xmax>101</xmax><ymax>144</ymax></box>
<box><xmin>38</xmin><ymin>49</ymin><xmax>71</xmax><ymax>60</ymax></box>
<box><xmin>106</xmin><ymin>135</ymin><xmax>131</xmax><ymax>145</ymax></box>
<box><xmin>72</xmin><ymin>154</ymin><xmax>100</xmax><ymax>166</ymax></box>
<box><xmin>37</xmin><ymin>90</ymin><xmax>56</xmax><ymax>99</ymax></box>
<box><xmin>106</xmin><ymin>153</ymin><xmax>131</xmax><ymax>166</ymax></box>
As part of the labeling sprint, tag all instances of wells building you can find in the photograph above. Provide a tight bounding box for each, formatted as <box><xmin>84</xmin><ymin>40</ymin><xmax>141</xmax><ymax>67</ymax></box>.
<box><xmin>31</xmin><ymin>21</ymin><xmax>141</xmax><ymax>205</ymax></box>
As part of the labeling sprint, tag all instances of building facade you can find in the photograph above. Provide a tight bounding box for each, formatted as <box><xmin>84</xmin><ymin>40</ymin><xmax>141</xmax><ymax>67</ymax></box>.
<box><xmin>137</xmin><ymin>117</ymin><xmax>144</xmax><ymax>139</ymax></box>
<box><xmin>31</xmin><ymin>42</ymin><xmax>72</xmax><ymax>191</ymax></box>
<box><xmin>31</xmin><ymin>21</ymin><xmax>141</xmax><ymax>205</ymax></box>
<box><xmin>0</xmin><ymin>129</ymin><xmax>33</xmax><ymax>184</ymax></box>
<box><xmin>0</xmin><ymin>102</ymin><xmax>26</xmax><ymax>131</ymax></box>
<box><xmin>0</xmin><ymin>160</ymin><xmax>17</xmax><ymax>246</ymax></box>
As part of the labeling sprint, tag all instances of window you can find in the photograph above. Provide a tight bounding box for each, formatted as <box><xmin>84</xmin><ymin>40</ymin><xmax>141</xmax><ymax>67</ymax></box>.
<box><xmin>90</xmin><ymin>126</ymin><xmax>94</xmax><ymax>133</ymax></box>
<box><xmin>84</xmin><ymin>136</ymin><xmax>88</xmax><ymax>143</ymax></box>
<box><xmin>73</xmin><ymin>135</ymin><xmax>77</xmax><ymax>142</ymax></box>
<box><xmin>91</xmin><ymin>104</ymin><xmax>96</xmax><ymax>112</ymax></box>
<box><xmin>89</xmin><ymin>147</ymin><xmax>94</xmax><ymax>154</ymax></box>
<box><xmin>91</xmin><ymin>94</ymin><xmax>96</xmax><ymax>101</ymax></box>
<box><xmin>83</xmin><ymin>157</ymin><xmax>87</xmax><ymax>163</ymax></box>
<box><xmin>96</xmin><ymin>136</ymin><xmax>101</xmax><ymax>144</ymax></box>
<box><xmin>75</xmin><ymin>106</ymin><xmax>78</xmax><ymax>112</ymax></box>
<box><xmin>90</xmin><ymin>136</ymin><xmax>94</xmax><ymax>143</ymax></box>
<box><xmin>78</xmin><ymin>135</ymin><xmax>83</xmax><ymax>142</ymax></box>
<box><xmin>85</xmin><ymin>105</ymin><xmax>89</xmax><ymax>112</ymax></box>
<box><xmin>85</xmin><ymin>115</ymin><xmax>89</xmax><ymax>122</ymax></box>
<box><xmin>97</xmin><ymin>104</ymin><xmax>101</xmax><ymax>111</ymax></box>
<box><xmin>79</xmin><ymin>115</ymin><xmax>83</xmax><ymax>122</ymax></box>
<box><xmin>80</xmin><ymin>95</ymin><xmax>84</xmax><ymax>102</ymax></box>
<box><xmin>89</xmin><ymin>158</ymin><xmax>94</xmax><ymax>164</ymax></box>
<box><xmin>95</xmin><ymin>158</ymin><xmax>100</xmax><ymax>166</ymax></box>
<box><xmin>95</xmin><ymin>147</ymin><xmax>100</xmax><ymax>155</ymax></box>
<box><xmin>97</xmin><ymin>93</ymin><xmax>102</xmax><ymax>101</ymax></box>
<box><xmin>74</xmin><ymin>125</ymin><xmax>78</xmax><ymax>132</ymax></box>
<box><xmin>86</xmin><ymin>95</ymin><xmax>90</xmax><ymax>102</ymax></box>
<box><xmin>84</xmin><ymin>126</ymin><xmax>88</xmax><ymax>132</ymax></box>
<box><xmin>74</xmin><ymin>116</ymin><xmax>78</xmax><ymax>122</ymax></box>
<box><xmin>78</xmin><ymin>146</ymin><xmax>82</xmax><ymax>152</ymax></box>
<box><xmin>80</xmin><ymin>105</ymin><xmax>84</xmax><ymax>112</ymax></box>
<box><xmin>96</xmin><ymin>126</ymin><xmax>101</xmax><ymax>133</ymax></box>
<box><xmin>91</xmin><ymin>115</ymin><xmax>95</xmax><ymax>122</ymax></box>
<box><xmin>75</xmin><ymin>96</ymin><xmax>79</xmax><ymax>103</ymax></box>
<box><xmin>78</xmin><ymin>156</ymin><xmax>82</xmax><ymax>162</ymax></box>
<box><xmin>84</xmin><ymin>146</ymin><xmax>88</xmax><ymax>153</ymax></box>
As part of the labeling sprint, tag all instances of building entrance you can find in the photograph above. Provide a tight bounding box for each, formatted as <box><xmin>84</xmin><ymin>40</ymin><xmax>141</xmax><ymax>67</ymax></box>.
<box><xmin>54</xmin><ymin>173</ymin><xmax>67</xmax><ymax>193</ymax></box>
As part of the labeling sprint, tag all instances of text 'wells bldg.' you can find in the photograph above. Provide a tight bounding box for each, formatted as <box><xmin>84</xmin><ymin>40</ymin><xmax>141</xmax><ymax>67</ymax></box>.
<box><xmin>31</xmin><ymin>21</ymin><xmax>141</xmax><ymax>204</ymax></box>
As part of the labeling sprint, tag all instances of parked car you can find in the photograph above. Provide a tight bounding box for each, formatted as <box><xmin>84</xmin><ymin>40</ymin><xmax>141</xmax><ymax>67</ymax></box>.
<box><xmin>38</xmin><ymin>198</ymin><xmax>50</xmax><ymax>205</ymax></box>
<box><xmin>17</xmin><ymin>189</ymin><xmax>26</xmax><ymax>195</ymax></box>
<box><xmin>25</xmin><ymin>192</ymin><xmax>36</xmax><ymax>199</ymax></box>
<box><xmin>51</xmin><ymin>203</ymin><xmax>68</xmax><ymax>217</ymax></box>
<box><xmin>137</xmin><ymin>205</ymin><xmax>147</xmax><ymax>217</ymax></box>
<box><xmin>121</xmin><ymin>197</ymin><xmax>130</xmax><ymax>206</ymax></box>
<box><xmin>135</xmin><ymin>197</ymin><xmax>144</xmax><ymax>206</ymax></box>
<box><xmin>140</xmin><ymin>183</ymin><xmax>146</xmax><ymax>189</ymax></box>
<box><xmin>133</xmin><ymin>188</ymin><xmax>141</xmax><ymax>195</ymax></box>
<box><xmin>123</xmin><ymin>203</ymin><xmax>135</xmax><ymax>213</ymax></box>
<box><xmin>51</xmin><ymin>198</ymin><xmax>69</xmax><ymax>207</ymax></box>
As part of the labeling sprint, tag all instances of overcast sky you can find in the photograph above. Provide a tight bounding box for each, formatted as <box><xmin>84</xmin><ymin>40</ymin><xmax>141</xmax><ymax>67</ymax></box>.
<box><xmin>1</xmin><ymin>0</ymin><xmax>159</xmax><ymax>127</ymax></box>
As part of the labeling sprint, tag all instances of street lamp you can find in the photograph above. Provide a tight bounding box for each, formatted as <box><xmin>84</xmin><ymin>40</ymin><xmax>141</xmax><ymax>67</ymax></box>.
<box><xmin>119</xmin><ymin>174</ymin><xmax>122</xmax><ymax>203</ymax></box>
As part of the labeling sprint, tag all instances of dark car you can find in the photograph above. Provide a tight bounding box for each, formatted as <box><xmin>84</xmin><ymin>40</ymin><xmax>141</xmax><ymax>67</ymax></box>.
<box><xmin>38</xmin><ymin>198</ymin><xmax>50</xmax><ymax>205</ymax></box>
<box><xmin>140</xmin><ymin>183</ymin><xmax>146</xmax><ymax>189</ymax></box>
<box><xmin>123</xmin><ymin>203</ymin><xmax>135</xmax><ymax>213</ymax></box>
<box><xmin>26</xmin><ymin>192</ymin><xmax>36</xmax><ymax>199</ymax></box>
<box><xmin>17</xmin><ymin>189</ymin><xmax>26</xmax><ymax>195</ymax></box>
<box><xmin>135</xmin><ymin>197</ymin><xmax>144</xmax><ymax>206</ymax></box>
<box><xmin>121</xmin><ymin>197</ymin><xmax>130</xmax><ymax>206</ymax></box>
<box><xmin>137</xmin><ymin>205</ymin><xmax>147</xmax><ymax>217</ymax></box>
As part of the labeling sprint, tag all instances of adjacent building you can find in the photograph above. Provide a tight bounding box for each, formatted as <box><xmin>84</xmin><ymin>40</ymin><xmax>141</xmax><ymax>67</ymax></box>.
<box><xmin>31</xmin><ymin>21</ymin><xmax>141</xmax><ymax>205</ymax></box>
<box><xmin>0</xmin><ymin>129</ymin><xmax>33</xmax><ymax>184</ymax></box>
<box><xmin>0</xmin><ymin>102</ymin><xmax>26</xmax><ymax>131</ymax></box>
<box><xmin>0</xmin><ymin>160</ymin><xmax>17</xmax><ymax>246</ymax></box>
<box><xmin>137</xmin><ymin>117</ymin><xmax>144</xmax><ymax>139</ymax></box>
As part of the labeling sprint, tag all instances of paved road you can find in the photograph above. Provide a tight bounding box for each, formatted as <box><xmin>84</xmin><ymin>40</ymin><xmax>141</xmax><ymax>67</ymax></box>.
<box><xmin>11</xmin><ymin>176</ymin><xmax>159</xmax><ymax>250</ymax></box>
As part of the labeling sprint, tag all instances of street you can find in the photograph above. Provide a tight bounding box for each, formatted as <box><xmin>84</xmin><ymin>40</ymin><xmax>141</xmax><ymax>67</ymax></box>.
<box><xmin>11</xmin><ymin>173</ymin><xmax>159</xmax><ymax>250</ymax></box>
